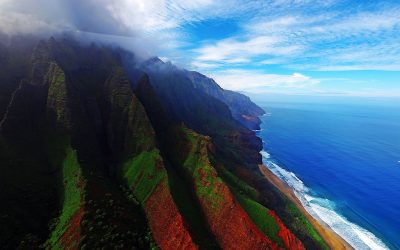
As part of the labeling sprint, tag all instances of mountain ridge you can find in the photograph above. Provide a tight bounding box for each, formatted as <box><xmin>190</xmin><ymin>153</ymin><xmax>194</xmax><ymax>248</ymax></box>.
<box><xmin>0</xmin><ymin>36</ymin><xmax>329</xmax><ymax>249</ymax></box>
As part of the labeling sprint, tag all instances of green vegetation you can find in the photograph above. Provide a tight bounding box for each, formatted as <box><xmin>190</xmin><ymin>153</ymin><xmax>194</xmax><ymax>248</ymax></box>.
<box><xmin>47</xmin><ymin>146</ymin><xmax>83</xmax><ymax>248</ymax></box>
<box><xmin>122</xmin><ymin>150</ymin><xmax>165</xmax><ymax>203</ymax></box>
<box><xmin>217</xmin><ymin>166</ymin><xmax>259</xmax><ymax>200</ymax></box>
<box><xmin>181</xmin><ymin>128</ymin><xmax>224</xmax><ymax>211</ymax></box>
<box><xmin>78</xmin><ymin>172</ymin><xmax>155</xmax><ymax>249</ymax></box>
<box><xmin>236</xmin><ymin>194</ymin><xmax>283</xmax><ymax>246</ymax></box>
<box><xmin>0</xmin><ymin>37</ymin><xmax>332</xmax><ymax>249</ymax></box>
<box><xmin>217</xmin><ymin>167</ymin><xmax>283</xmax><ymax>246</ymax></box>
<box><xmin>166</xmin><ymin>165</ymin><xmax>221</xmax><ymax>249</ymax></box>
<box><xmin>285</xmin><ymin>203</ymin><xmax>329</xmax><ymax>249</ymax></box>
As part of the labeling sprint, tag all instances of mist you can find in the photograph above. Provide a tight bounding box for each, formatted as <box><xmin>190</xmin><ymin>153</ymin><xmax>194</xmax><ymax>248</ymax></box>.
<box><xmin>0</xmin><ymin>0</ymin><xmax>166</xmax><ymax>59</ymax></box>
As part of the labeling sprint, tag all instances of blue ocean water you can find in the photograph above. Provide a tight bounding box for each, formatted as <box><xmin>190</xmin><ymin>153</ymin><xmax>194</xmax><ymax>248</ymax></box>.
<box><xmin>255</xmin><ymin>97</ymin><xmax>400</xmax><ymax>249</ymax></box>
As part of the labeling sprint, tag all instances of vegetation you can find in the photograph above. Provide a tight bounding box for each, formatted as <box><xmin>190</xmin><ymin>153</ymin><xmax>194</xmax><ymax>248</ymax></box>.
<box><xmin>0</xmin><ymin>37</ymin><xmax>334</xmax><ymax>249</ymax></box>
<box><xmin>285</xmin><ymin>202</ymin><xmax>329</xmax><ymax>249</ymax></box>
<box><xmin>122</xmin><ymin>150</ymin><xmax>165</xmax><ymax>203</ymax></box>
<box><xmin>47</xmin><ymin>146</ymin><xmax>83</xmax><ymax>248</ymax></box>
<box><xmin>236</xmin><ymin>194</ymin><xmax>283</xmax><ymax>246</ymax></box>
<box><xmin>217</xmin><ymin>167</ymin><xmax>283</xmax><ymax>246</ymax></box>
<box><xmin>181</xmin><ymin>128</ymin><xmax>225</xmax><ymax>211</ymax></box>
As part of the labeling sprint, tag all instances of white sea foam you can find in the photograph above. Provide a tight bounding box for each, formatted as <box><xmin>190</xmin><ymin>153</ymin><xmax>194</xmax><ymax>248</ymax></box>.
<box><xmin>260</xmin><ymin>150</ymin><xmax>390</xmax><ymax>250</ymax></box>
<box><xmin>260</xmin><ymin>150</ymin><xmax>271</xmax><ymax>159</ymax></box>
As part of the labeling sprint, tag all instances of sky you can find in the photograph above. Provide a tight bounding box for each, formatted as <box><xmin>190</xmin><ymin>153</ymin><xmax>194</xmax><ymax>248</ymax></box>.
<box><xmin>1</xmin><ymin>0</ymin><xmax>400</xmax><ymax>97</ymax></box>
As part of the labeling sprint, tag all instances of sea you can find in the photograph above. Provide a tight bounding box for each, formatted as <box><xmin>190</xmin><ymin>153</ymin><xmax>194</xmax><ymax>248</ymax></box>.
<box><xmin>253</xmin><ymin>95</ymin><xmax>400</xmax><ymax>250</ymax></box>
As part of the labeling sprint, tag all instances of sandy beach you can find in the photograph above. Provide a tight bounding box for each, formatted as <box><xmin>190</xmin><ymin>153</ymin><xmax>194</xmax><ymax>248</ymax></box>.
<box><xmin>258</xmin><ymin>164</ymin><xmax>353</xmax><ymax>250</ymax></box>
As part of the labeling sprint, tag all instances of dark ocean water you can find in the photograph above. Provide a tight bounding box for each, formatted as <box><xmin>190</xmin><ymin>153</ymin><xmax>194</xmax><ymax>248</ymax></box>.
<box><xmin>256</xmin><ymin>98</ymin><xmax>400</xmax><ymax>249</ymax></box>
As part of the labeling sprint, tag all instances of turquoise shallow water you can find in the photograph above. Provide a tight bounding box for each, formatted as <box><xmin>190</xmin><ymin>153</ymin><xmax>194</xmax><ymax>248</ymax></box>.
<box><xmin>255</xmin><ymin>98</ymin><xmax>400</xmax><ymax>249</ymax></box>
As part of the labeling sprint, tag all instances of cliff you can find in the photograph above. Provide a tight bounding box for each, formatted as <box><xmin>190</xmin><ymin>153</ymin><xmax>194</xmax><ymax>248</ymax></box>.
<box><xmin>0</xmin><ymin>37</ymin><xmax>329</xmax><ymax>250</ymax></box>
<box><xmin>186</xmin><ymin>70</ymin><xmax>265</xmax><ymax>130</ymax></box>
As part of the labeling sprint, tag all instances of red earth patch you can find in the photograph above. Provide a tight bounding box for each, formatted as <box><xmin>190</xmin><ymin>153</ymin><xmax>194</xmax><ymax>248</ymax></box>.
<box><xmin>60</xmin><ymin>206</ymin><xmax>84</xmax><ymax>250</ymax></box>
<box><xmin>145</xmin><ymin>179</ymin><xmax>197</xmax><ymax>250</ymax></box>
<box><xmin>269</xmin><ymin>210</ymin><xmax>305</xmax><ymax>250</ymax></box>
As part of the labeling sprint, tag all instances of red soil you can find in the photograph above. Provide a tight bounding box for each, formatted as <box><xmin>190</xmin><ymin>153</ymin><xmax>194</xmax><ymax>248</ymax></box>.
<box><xmin>269</xmin><ymin>210</ymin><xmax>305</xmax><ymax>250</ymax></box>
<box><xmin>145</xmin><ymin>179</ymin><xmax>197</xmax><ymax>250</ymax></box>
<box><xmin>195</xmin><ymin>166</ymin><xmax>279</xmax><ymax>250</ymax></box>
<box><xmin>60</xmin><ymin>207</ymin><xmax>84</xmax><ymax>250</ymax></box>
<box><xmin>199</xmin><ymin>182</ymin><xmax>279</xmax><ymax>249</ymax></box>
<box><xmin>182</xmin><ymin>133</ymin><xmax>278</xmax><ymax>249</ymax></box>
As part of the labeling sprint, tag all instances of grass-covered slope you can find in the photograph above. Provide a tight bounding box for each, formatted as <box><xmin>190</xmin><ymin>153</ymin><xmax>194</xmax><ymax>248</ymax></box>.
<box><xmin>0</xmin><ymin>37</ymin><xmax>333</xmax><ymax>250</ymax></box>
<box><xmin>134</xmin><ymin>71</ymin><xmax>327</xmax><ymax>250</ymax></box>
<box><xmin>106</xmin><ymin>69</ymin><xmax>196</xmax><ymax>249</ymax></box>
<box><xmin>215</xmin><ymin>166</ymin><xmax>305</xmax><ymax>250</ymax></box>
<box><xmin>133</xmin><ymin>76</ymin><xmax>281</xmax><ymax>248</ymax></box>
<box><xmin>211</xmin><ymin>156</ymin><xmax>329</xmax><ymax>249</ymax></box>
<box><xmin>43</xmin><ymin>58</ymin><xmax>157</xmax><ymax>249</ymax></box>
<box><xmin>171</xmin><ymin>127</ymin><xmax>277</xmax><ymax>249</ymax></box>
<box><xmin>0</xmin><ymin>38</ymin><xmax>195</xmax><ymax>249</ymax></box>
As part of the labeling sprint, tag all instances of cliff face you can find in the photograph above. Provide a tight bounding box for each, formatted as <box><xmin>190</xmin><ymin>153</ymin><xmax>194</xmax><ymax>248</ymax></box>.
<box><xmin>0</xmin><ymin>38</ymin><xmax>193</xmax><ymax>249</ymax></box>
<box><xmin>186</xmin><ymin>70</ymin><xmax>265</xmax><ymax>130</ymax></box>
<box><xmin>133</xmin><ymin>76</ymin><xmax>273</xmax><ymax>249</ymax></box>
<box><xmin>0</xmin><ymin>37</ymin><xmax>328</xmax><ymax>250</ymax></box>
<box><xmin>173</xmin><ymin>128</ymin><xmax>277</xmax><ymax>249</ymax></box>
<box><xmin>133</xmin><ymin>58</ymin><xmax>263</xmax><ymax>167</ymax></box>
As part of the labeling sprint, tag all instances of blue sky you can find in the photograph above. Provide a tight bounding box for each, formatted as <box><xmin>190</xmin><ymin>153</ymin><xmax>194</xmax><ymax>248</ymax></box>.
<box><xmin>148</xmin><ymin>0</ymin><xmax>400</xmax><ymax>97</ymax></box>
<box><xmin>1</xmin><ymin>0</ymin><xmax>400</xmax><ymax>96</ymax></box>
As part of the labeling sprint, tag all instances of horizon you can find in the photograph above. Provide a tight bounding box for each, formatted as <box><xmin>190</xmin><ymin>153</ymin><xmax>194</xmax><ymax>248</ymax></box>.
<box><xmin>1</xmin><ymin>0</ymin><xmax>399</xmax><ymax>97</ymax></box>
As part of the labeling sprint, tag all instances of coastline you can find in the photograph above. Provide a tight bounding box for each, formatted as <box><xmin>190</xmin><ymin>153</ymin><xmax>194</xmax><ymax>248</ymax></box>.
<box><xmin>258</xmin><ymin>164</ymin><xmax>353</xmax><ymax>250</ymax></box>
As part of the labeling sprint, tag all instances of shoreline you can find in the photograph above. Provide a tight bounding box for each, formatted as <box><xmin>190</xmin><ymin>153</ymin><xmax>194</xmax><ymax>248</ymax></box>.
<box><xmin>258</xmin><ymin>164</ymin><xmax>353</xmax><ymax>250</ymax></box>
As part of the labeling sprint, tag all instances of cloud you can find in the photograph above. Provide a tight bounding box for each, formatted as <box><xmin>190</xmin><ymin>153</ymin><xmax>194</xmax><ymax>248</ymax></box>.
<box><xmin>209</xmin><ymin>69</ymin><xmax>319</xmax><ymax>92</ymax></box>
<box><xmin>190</xmin><ymin>3</ymin><xmax>400</xmax><ymax>71</ymax></box>
<box><xmin>1</xmin><ymin>0</ymin><xmax>400</xmax><ymax>73</ymax></box>
<box><xmin>0</xmin><ymin>0</ymin><xmax>267</xmax><ymax>59</ymax></box>
<box><xmin>192</xmin><ymin>35</ymin><xmax>304</xmax><ymax>69</ymax></box>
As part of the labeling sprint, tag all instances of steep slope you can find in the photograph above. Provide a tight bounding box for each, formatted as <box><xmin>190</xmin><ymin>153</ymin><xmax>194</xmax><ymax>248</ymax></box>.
<box><xmin>132</xmin><ymin>59</ymin><xmax>329</xmax><ymax>249</ymax></box>
<box><xmin>103</xmin><ymin>68</ymin><xmax>195</xmax><ymax>249</ymax></box>
<box><xmin>0</xmin><ymin>35</ymin><xmax>36</xmax><ymax>121</ymax></box>
<box><xmin>172</xmin><ymin>128</ymin><xmax>276</xmax><ymax>249</ymax></box>
<box><xmin>0</xmin><ymin>41</ymin><xmax>61</xmax><ymax>248</ymax></box>
<box><xmin>186</xmin><ymin>70</ymin><xmax>265</xmax><ymax>130</ymax></box>
<box><xmin>131</xmin><ymin>57</ymin><xmax>263</xmax><ymax>167</ymax></box>
<box><xmin>0</xmin><ymin>38</ymin><xmax>195</xmax><ymax>249</ymax></box>
<box><xmin>134</xmin><ymin>75</ymin><xmax>304</xmax><ymax>250</ymax></box>
<box><xmin>0</xmin><ymin>37</ymin><xmax>331</xmax><ymax>250</ymax></box>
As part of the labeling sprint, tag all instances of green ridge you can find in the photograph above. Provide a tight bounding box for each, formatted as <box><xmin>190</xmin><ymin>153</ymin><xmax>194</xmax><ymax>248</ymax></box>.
<box><xmin>285</xmin><ymin>203</ymin><xmax>329</xmax><ymax>249</ymax></box>
<box><xmin>47</xmin><ymin>146</ymin><xmax>83</xmax><ymax>248</ymax></box>
<box><xmin>217</xmin><ymin>167</ymin><xmax>283</xmax><ymax>246</ymax></box>
<box><xmin>236</xmin><ymin>195</ymin><xmax>282</xmax><ymax>245</ymax></box>
<box><xmin>122</xmin><ymin>150</ymin><xmax>165</xmax><ymax>203</ymax></box>
<box><xmin>181</xmin><ymin>128</ymin><xmax>224</xmax><ymax>211</ymax></box>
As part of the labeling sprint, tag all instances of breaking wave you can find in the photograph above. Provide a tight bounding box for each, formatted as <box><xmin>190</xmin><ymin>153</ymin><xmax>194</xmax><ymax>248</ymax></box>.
<box><xmin>261</xmin><ymin>150</ymin><xmax>389</xmax><ymax>250</ymax></box>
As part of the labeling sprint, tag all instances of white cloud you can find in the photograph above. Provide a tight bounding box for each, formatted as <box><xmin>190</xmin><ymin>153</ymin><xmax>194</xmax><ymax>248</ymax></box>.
<box><xmin>191</xmin><ymin>61</ymin><xmax>221</xmax><ymax>69</ymax></box>
<box><xmin>317</xmin><ymin>65</ymin><xmax>400</xmax><ymax>71</ymax></box>
<box><xmin>192</xmin><ymin>5</ymin><xmax>400</xmax><ymax>72</ymax></box>
<box><xmin>209</xmin><ymin>69</ymin><xmax>319</xmax><ymax>92</ymax></box>
<box><xmin>1</xmin><ymin>0</ymin><xmax>400</xmax><ymax>73</ymax></box>
<box><xmin>192</xmin><ymin>35</ymin><xmax>304</xmax><ymax>68</ymax></box>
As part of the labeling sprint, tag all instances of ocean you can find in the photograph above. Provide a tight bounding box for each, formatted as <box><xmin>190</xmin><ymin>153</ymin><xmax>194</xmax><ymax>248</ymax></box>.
<box><xmin>254</xmin><ymin>96</ymin><xmax>400</xmax><ymax>249</ymax></box>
